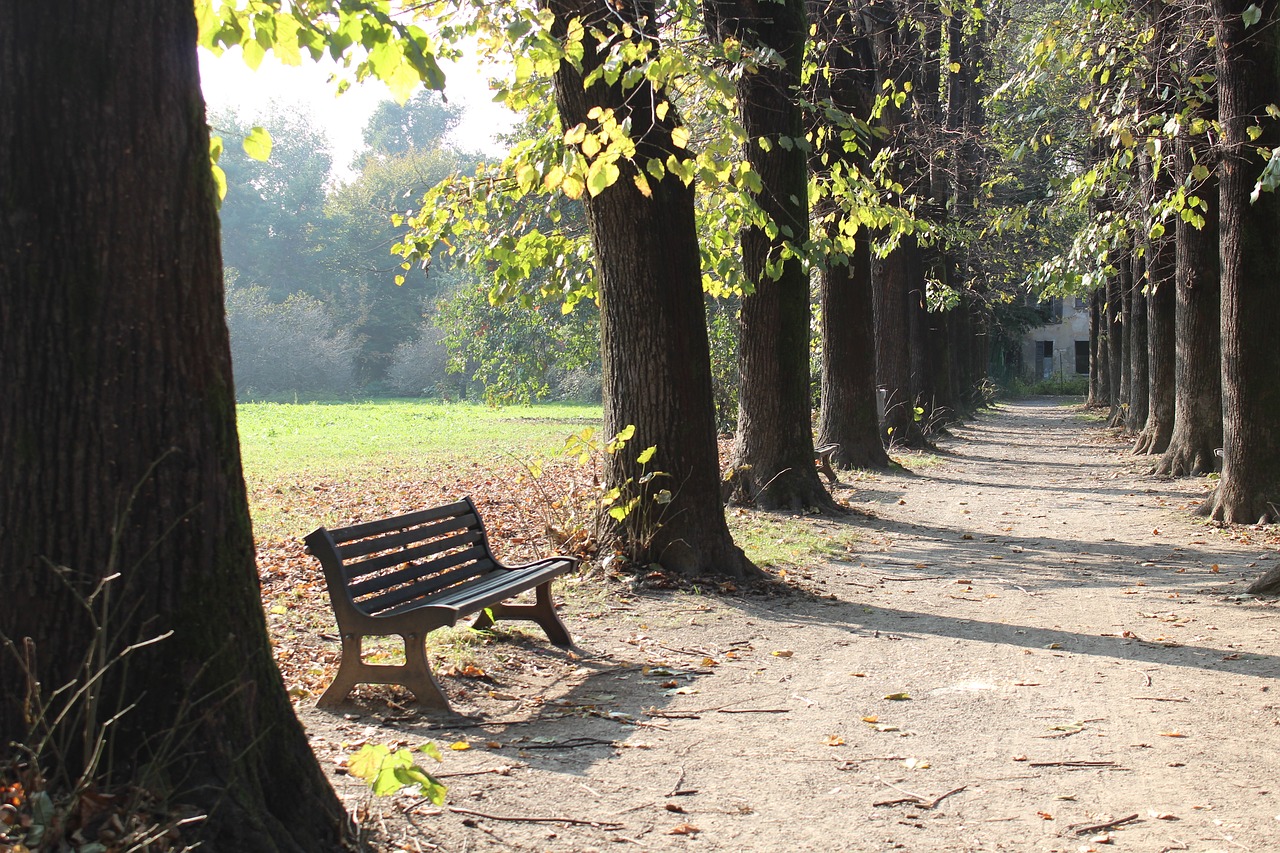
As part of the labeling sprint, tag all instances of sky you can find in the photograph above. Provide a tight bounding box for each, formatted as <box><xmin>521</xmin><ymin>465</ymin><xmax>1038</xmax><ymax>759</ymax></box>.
<box><xmin>198</xmin><ymin>47</ymin><xmax>517</xmax><ymax>181</ymax></box>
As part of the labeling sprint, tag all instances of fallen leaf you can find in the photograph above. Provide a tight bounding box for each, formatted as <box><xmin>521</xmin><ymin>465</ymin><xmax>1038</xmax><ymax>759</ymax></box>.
<box><xmin>486</xmin><ymin>741</ymin><xmax>502</xmax><ymax>749</ymax></box>
<box><xmin>1046</xmin><ymin>643</ymin><xmax>1062</xmax><ymax>650</ymax></box>
<box><xmin>1159</xmin><ymin>731</ymin><xmax>1187</xmax><ymax>738</ymax></box>
<box><xmin>665</xmin><ymin>803</ymin><xmax>686</xmax><ymax>813</ymax></box>
<box><xmin>901</xmin><ymin>757</ymin><xmax>930</xmax><ymax>769</ymax></box>
<box><xmin>450</xmin><ymin>741</ymin><xmax>471</xmax><ymax>751</ymax></box>
<box><xmin>772</xmin><ymin>650</ymin><xmax>795</xmax><ymax>658</ymax></box>
<box><xmin>1211</xmin><ymin>564</ymin><xmax>1221</xmax><ymax>572</ymax></box>
<box><xmin>862</xmin><ymin>715</ymin><xmax>879</xmax><ymax>723</ymax></box>
<box><xmin>1012</xmin><ymin>754</ymin><xmax>1028</xmax><ymax>761</ymax></box>
<box><xmin>824</xmin><ymin>735</ymin><xmax>846</xmax><ymax>747</ymax></box>
<box><xmin>670</xmin><ymin>822</ymin><xmax>701</xmax><ymax>835</ymax></box>
<box><xmin>1037</xmin><ymin>811</ymin><xmax>1054</xmax><ymax>820</ymax></box>
<box><xmin>883</xmin><ymin>692</ymin><xmax>911</xmax><ymax>701</ymax></box>
<box><xmin>1147</xmin><ymin>809</ymin><xmax>1178</xmax><ymax>820</ymax></box>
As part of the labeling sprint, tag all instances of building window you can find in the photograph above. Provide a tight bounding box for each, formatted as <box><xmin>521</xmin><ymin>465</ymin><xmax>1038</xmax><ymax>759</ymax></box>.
<box><xmin>1039</xmin><ymin>340</ymin><xmax>1054</xmax><ymax>379</ymax></box>
<box><xmin>1075</xmin><ymin>340</ymin><xmax>1089</xmax><ymax>374</ymax></box>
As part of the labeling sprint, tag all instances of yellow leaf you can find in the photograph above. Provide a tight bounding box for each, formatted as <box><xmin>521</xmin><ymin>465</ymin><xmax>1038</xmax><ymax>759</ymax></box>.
<box><xmin>824</xmin><ymin>735</ymin><xmax>845</xmax><ymax>746</ymax></box>
<box><xmin>862</xmin><ymin>715</ymin><xmax>879</xmax><ymax>723</ymax></box>
<box><xmin>450</xmin><ymin>741</ymin><xmax>471</xmax><ymax>751</ymax></box>
<box><xmin>633</xmin><ymin>172</ymin><xmax>652</xmax><ymax>198</ymax></box>
<box><xmin>656</xmin><ymin>100</ymin><xmax>670</xmax><ymax>121</ymax></box>
<box><xmin>671</xmin><ymin>126</ymin><xmax>691</xmax><ymax>149</ymax></box>
<box><xmin>772</xmin><ymin>649</ymin><xmax>794</xmax><ymax>658</ymax></box>
<box><xmin>883</xmin><ymin>692</ymin><xmax>911</xmax><ymax>700</ymax></box>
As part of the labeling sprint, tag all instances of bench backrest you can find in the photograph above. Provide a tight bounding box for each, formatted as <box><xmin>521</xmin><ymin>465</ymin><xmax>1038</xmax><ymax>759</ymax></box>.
<box><xmin>304</xmin><ymin>497</ymin><xmax>499</xmax><ymax>620</ymax></box>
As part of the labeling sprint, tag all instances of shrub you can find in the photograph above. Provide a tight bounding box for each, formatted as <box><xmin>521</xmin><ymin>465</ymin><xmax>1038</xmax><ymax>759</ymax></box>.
<box><xmin>225</xmin><ymin>286</ymin><xmax>357</xmax><ymax>399</ymax></box>
<box><xmin>385</xmin><ymin>326</ymin><xmax>452</xmax><ymax>397</ymax></box>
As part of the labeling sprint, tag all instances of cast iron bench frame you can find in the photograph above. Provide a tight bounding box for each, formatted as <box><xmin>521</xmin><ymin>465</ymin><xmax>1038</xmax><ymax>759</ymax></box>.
<box><xmin>304</xmin><ymin>496</ymin><xmax>577</xmax><ymax>710</ymax></box>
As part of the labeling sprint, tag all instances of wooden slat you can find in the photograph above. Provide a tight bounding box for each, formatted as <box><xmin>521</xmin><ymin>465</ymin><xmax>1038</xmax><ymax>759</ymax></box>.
<box><xmin>348</xmin><ymin>544</ymin><xmax>491</xmax><ymax>597</ymax></box>
<box><xmin>359</xmin><ymin>557</ymin><xmax>498</xmax><ymax>615</ymax></box>
<box><xmin>377</xmin><ymin>560</ymin><xmax>571</xmax><ymax>618</ymax></box>
<box><xmin>342</xmin><ymin>530</ymin><xmax>483</xmax><ymax>580</ymax></box>
<box><xmin>336</xmin><ymin>512</ymin><xmax>479</xmax><ymax>560</ymax></box>
<box><xmin>327</xmin><ymin>500</ymin><xmax>472</xmax><ymax>545</ymax></box>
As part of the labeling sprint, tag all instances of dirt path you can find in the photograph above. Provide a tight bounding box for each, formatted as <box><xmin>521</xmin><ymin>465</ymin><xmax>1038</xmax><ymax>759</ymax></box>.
<box><xmin>304</xmin><ymin>399</ymin><xmax>1280</xmax><ymax>852</ymax></box>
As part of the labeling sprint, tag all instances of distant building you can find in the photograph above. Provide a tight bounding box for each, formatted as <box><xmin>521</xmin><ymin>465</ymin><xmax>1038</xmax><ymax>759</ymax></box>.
<box><xmin>1022</xmin><ymin>295</ymin><xmax>1090</xmax><ymax>381</ymax></box>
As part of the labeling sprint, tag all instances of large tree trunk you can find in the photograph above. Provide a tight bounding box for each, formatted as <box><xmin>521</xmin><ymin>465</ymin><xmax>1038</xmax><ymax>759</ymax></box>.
<box><xmin>1134</xmin><ymin>236</ymin><xmax>1176</xmax><ymax>454</ymax></box>
<box><xmin>0</xmin><ymin>5</ymin><xmax>351</xmax><ymax>850</ymax></box>
<box><xmin>545</xmin><ymin>0</ymin><xmax>756</xmax><ymax>575</ymax></box>
<box><xmin>1157</xmin><ymin>131</ymin><xmax>1222</xmax><ymax>476</ymax></box>
<box><xmin>1201</xmin><ymin>0</ymin><xmax>1280</xmax><ymax>521</ymax></box>
<box><xmin>709</xmin><ymin>0</ymin><xmax>839</xmax><ymax>510</ymax></box>
<box><xmin>1106</xmin><ymin>262</ymin><xmax>1125</xmax><ymax>424</ymax></box>
<box><xmin>1127</xmin><ymin>252</ymin><xmax>1150</xmax><ymax>433</ymax></box>
<box><xmin>811</xmin><ymin>0</ymin><xmax>891</xmax><ymax>470</ymax></box>
<box><xmin>1088</xmin><ymin>288</ymin><xmax>1110</xmax><ymax>407</ymax></box>
<box><xmin>818</xmin><ymin>242</ymin><xmax>891</xmax><ymax>469</ymax></box>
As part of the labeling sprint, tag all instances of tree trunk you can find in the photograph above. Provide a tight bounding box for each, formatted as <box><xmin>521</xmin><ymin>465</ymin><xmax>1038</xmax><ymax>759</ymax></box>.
<box><xmin>1157</xmin><ymin>133</ymin><xmax>1222</xmax><ymax>476</ymax></box>
<box><xmin>1201</xmin><ymin>0</ymin><xmax>1280</xmax><ymax>521</ymax></box>
<box><xmin>0</xmin><ymin>5</ymin><xmax>351</xmax><ymax>850</ymax></box>
<box><xmin>1127</xmin><ymin>252</ymin><xmax>1149</xmax><ymax>433</ymax></box>
<box><xmin>810</xmin><ymin>0</ymin><xmax>891</xmax><ymax>470</ymax></box>
<box><xmin>1106</xmin><ymin>262</ymin><xmax>1125</xmax><ymax>424</ymax></box>
<box><xmin>818</xmin><ymin>242</ymin><xmax>891</xmax><ymax>469</ymax></box>
<box><xmin>1134</xmin><ymin>236</ymin><xmax>1176</xmax><ymax>454</ymax></box>
<box><xmin>709</xmin><ymin>0</ymin><xmax>840</xmax><ymax>511</ymax></box>
<box><xmin>1089</xmin><ymin>288</ymin><xmax>1110</xmax><ymax>407</ymax></box>
<box><xmin>544</xmin><ymin>0</ymin><xmax>756</xmax><ymax>575</ymax></box>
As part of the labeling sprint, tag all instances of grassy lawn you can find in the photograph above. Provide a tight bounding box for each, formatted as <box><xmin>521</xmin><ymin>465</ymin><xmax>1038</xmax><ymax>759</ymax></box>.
<box><xmin>238</xmin><ymin>400</ymin><xmax>602</xmax><ymax>480</ymax></box>
<box><xmin>237</xmin><ymin>400</ymin><xmax>603</xmax><ymax>540</ymax></box>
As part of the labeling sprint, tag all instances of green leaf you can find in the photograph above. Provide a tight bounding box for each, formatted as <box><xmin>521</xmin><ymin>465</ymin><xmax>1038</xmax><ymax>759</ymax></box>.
<box><xmin>1243</xmin><ymin>3</ymin><xmax>1262</xmax><ymax>26</ymax></box>
<box><xmin>419</xmin><ymin>742</ymin><xmax>444</xmax><ymax>762</ymax></box>
<box><xmin>242</xmin><ymin>126</ymin><xmax>273</xmax><ymax>161</ymax></box>
<box><xmin>210</xmin><ymin>163</ymin><xmax>227</xmax><ymax>204</ymax></box>
<box><xmin>586</xmin><ymin>159</ymin><xmax>620</xmax><ymax>197</ymax></box>
<box><xmin>348</xmin><ymin>744</ymin><xmax>390</xmax><ymax>781</ymax></box>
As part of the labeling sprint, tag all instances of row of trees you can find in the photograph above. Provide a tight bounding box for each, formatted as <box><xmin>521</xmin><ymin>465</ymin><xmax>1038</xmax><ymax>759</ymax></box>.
<box><xmin>999</xmin><ymin>0</ymin><xmax>1280</xmax><ymax>523</ymax></box>
<box><xmin>6</xmin><ymin>0</ymin><xmax>1278</xmax><ymax>849</ymax></box>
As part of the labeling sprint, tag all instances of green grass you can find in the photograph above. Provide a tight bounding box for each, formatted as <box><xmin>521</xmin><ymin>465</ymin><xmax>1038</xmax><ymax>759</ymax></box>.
<box><xmin>238</xmin><ymin>400</ymin><xmax>602</xmax><ymax>480</ymax></box>
<box><xmin>727</xmin><ymin>511</ymin><xmax>857</xmax><ymax>569</ymax></box>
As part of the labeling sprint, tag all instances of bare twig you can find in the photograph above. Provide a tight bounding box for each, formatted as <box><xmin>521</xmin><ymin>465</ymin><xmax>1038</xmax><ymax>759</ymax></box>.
<box><xmin>1029</xmin><ymin>760</ymin><xmax>1117</xmax><ymax>769</ymax></box>
<box><xmin>717</xmin><ymin>707</ymin><xmax>789</xmax><ymax>714</ymax></box>
<box><xmin>1066</xmin><ymin>813</ymin><xmax>1141</xmax><ymax>835</ymax></box>
<box><xmin>1131</xmin><ymin>696</ymin><xmax>1190</xmax><ymax>703</ymax></box>
<box><xmin>517</xmin><ymin>737</ymin><xmax>615</xmax><ymax>750</ymax></box>
<box><xmin>446</xmin><ymin>806</ymin><xmax>622</xmax><ymax>830</ymax></box>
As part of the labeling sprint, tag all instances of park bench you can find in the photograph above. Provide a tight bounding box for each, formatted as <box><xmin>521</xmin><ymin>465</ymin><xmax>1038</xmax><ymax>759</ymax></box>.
<box><xmin>303</xmin><ymin>497</ymin><xmax>578</xmax><ymax>711</ymax></box>
<box><xmin>815</xmin><ymin>443</ymin><xmax>841</xmax><ymax>485</ymax></box>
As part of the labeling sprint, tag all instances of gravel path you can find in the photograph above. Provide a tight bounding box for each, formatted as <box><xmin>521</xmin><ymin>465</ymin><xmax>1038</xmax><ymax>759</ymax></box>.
<box><xmin>305</xmin><ymin>398</ymin><xmax>1280</xmax><ymax>852</ymax></box>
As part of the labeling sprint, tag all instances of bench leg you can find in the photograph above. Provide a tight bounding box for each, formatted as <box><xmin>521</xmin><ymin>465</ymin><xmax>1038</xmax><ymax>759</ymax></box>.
<box><xmin>317</xmin><ymin>633</ymin><xmax>365</xmax><ymax>707</ymax></box>
<box><xmin>315</xmin><ymin>632</ymin><xmax>451</xmax><ymax>711</ymax></box>
<box><xmin>471</xmin><ymin>582</ymin><xmax>573</xmax><ymax>648</ymax></box>
<box><xmin>401</xmin><ymin>632</ymin><xmax>451</xmax><ymax>710</ymax></box>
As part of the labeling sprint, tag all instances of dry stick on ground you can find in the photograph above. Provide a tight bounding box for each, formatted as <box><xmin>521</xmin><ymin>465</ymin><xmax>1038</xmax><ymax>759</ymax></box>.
<box><xmin>1028</xmin><ymin>761</ymin><xmax>1118</xmax><ymax>769</ymax></box>
<box><xmin>1132</xmin><ymin>696</ymin><xmax>1191</xmax><ymax>702</ymax></box>
<box><xmin>874</xmin><ymin>778</ymin><xmax>967</xmax><ymax>809</ymax></box>
<box><xmin>517</xmin><ymin>737</ymin><xmax>615</xmax><ymax>750</ymax></box>
<box><xmin>446</xmin><ymin>806</ymin><xmax>623</xmax><ymax>830</ymax></box>
<box><xmin>1066</xmin><ymin>813</ymin><xmax>1141</xmax><ymax>835</ymax></box>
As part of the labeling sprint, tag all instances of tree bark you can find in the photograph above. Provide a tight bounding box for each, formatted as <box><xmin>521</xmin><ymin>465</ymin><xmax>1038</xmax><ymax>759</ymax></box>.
<box><xmin>1088</xmin><ymin>288</ymin><xmax>1109</xmax><ymax>407</ymax></box>
<box><xmin>1157</xmin><ymin>132</ymin><xmax>1222</xmax><ymax>476</ymax></box>
<box><xmin>544</xmin><ymin>0</ymin><xmax>757</xmax><ymax>575</ymax></box>
<box><xmin>818</xmin><ymin>242</ymin><xmax>891</xmax><ymax>469</ymax></box>
<box><xmin>1127</xmin><ymin>252</ymin><xmax>1149</xmax><ymax>434</ymax></box>
<box><xmin>1106</xmin><ymin>261</ymin><xmax>1125</xmax><ymax>425</ymax></box>
<box><xmin>810</xmin><ymin>0</ymin><xmax>891</xmax><ymax>470</ymax></box>
<box><xmin>0</xmin><ymin>5</ymin><xmax>351</xmax><ymax>850</ymax></box>
<box><xmin>1134</xmin><ymin>236</ymin><xmax>1176</xmax><ymax>453</ymax></box>
<box><xmin>708</xmin><ymin>0</ymin><xmax>840</xmax><ymax>511</ymax></box>
<box><xmin>1201</xmin><ymin>0</ymin><xmax>1280</xmax><ymax>521</ymax></box>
